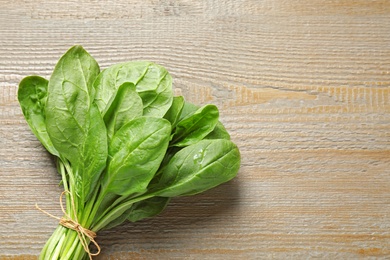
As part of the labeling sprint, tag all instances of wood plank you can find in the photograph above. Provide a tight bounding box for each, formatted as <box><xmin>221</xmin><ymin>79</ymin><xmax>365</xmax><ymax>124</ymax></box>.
<box><xmin>0</xmin><ymin>0</ymin><xmax>389</xmax><ymax>259</ymax></box>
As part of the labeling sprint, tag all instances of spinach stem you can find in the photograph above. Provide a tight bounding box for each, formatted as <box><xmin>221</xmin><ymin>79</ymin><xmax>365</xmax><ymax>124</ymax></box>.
<box><xmin>61</xmin><ymin>158</ymin><xmax>77</xmax><ymax>218</ymax></box>
<box><xmin>89</xmin><ymin>191</ymin><xmax>124</xmax><ymax>226</ymax></box>
<box><xmin>92</xmin><ymin>192</ymin><xmax>156</xmax><ymax>231</ymax></box>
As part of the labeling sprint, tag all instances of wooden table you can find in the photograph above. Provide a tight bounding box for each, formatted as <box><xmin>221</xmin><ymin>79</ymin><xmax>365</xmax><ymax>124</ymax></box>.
<box><xmin>1</xmin><ymin>1</ymin><xmax>389</xmax><ymax>259</ymax></box>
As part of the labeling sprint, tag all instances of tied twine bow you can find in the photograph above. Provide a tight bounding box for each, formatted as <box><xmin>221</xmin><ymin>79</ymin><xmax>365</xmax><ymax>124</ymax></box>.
<box><xmin>35</xmin><ymin>191</ymin><xmax>100</xmax><ymax>260</ymax></box>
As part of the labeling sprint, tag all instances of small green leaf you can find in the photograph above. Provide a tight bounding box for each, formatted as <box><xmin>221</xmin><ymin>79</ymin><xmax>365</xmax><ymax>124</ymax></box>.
<box><xmin>18</xmin><ymin>76</ymin><xmax>59</xmax><ymax>156</ymax></box>
<box><xmin>170</xmin><ymin>105</ymin><xmax>219</xmax><ymax>147</ymax></box>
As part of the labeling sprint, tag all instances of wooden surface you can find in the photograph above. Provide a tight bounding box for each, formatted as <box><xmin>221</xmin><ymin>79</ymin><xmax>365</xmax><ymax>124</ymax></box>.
<box><xmin>1</xmin><ymin>0</ymin><xmax>390</xmax><ymax>259</ymax></box>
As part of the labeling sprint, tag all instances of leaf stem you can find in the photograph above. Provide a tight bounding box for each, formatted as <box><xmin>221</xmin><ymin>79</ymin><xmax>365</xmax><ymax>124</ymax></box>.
<box><xmin>92</xmin><ymin>193</ymin><xmax>156</xmax><ymax>231</ymax></box>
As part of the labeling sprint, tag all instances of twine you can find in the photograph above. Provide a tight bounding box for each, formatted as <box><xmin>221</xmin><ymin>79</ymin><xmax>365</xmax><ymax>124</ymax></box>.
<box><xmin>35</xmin><ymin>191</ymin><xmax>101</xmax><ymax>260</ymax></box>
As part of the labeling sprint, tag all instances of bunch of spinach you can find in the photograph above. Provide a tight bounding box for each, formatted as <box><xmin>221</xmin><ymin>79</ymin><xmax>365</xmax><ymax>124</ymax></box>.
<box><xmin>18</xmin><ymin>45</ymin><xmax>240</xmax><ymax>259</ymax></box>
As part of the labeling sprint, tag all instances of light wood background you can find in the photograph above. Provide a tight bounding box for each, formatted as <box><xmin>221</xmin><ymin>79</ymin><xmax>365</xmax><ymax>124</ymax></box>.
<box><xmin>1</xmin><ymin>0</ymin><xmax>389</xmax><ymax>259</ymax></box>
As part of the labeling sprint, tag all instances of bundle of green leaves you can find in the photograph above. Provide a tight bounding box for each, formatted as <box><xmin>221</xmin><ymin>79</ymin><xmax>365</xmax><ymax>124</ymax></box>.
<box><xmin>18</xmin><ymin>45</ymin><xmax>240</xmax><ymax>259</ymax></box>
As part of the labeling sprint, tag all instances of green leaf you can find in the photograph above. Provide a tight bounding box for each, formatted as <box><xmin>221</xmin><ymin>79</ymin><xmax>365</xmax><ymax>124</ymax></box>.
<box><xmin>103</xmin><ymin>117</ymin><xmax>171</xmax><ymax>197</ymax></box>
<box><xmin>94</xmin><ymin>196</ymin><xmax>170</xmax><ymax>230</ymax></box>
<box><xmin>18</xmin><ymin>76</ymin><xmax>59</xmax><ymax>156</ymax></box>
<box><xmin>103</xmin><ymin>82</ymin><xmax>143</xmax><ymax>141</ymax></box>
<box><xmin>94</xmin><ymin>61</ymin><xmax>173</xmax><ymax>118</ymax></box>
<box><xmin>170</xmin><ymin>104</ymin><xmax>219</xmax><ymax>147</ymax></box>
<box><xmin>163</xmin><ymin>96</ymin><xmax>184</xmax><ymax>127</ymax></box>
<box><xmin>172</xmin><ymin>100</ymin><xmax>230</xmax><ymax>141</ymax></box>
<box><xmin>45</xmin><ymin>45</ymin><xmax>107</xmax><ymax>201</ymax></box>
<box><xmin>204</xmin><ymin>121</ymin><xmax>231</xmax><ymax>140</ymax></box>
<box><xmin>178</xmin><ymin>100</ymin><xmax>199</xmax><ymax>120</ymax></box>
<box><xmin>75</xmin><ymin>104</ymin><xmax>108</xmax><ymax>201</ymax></box>
<box><xmin>45</xmin><ymin>45</ymin><xmax>100</xmax><ymax>160</ymax></box>
<box><xmin>128</xmin><ymin>196</ymin><xmax>170</xmax><ymax>222</ymax></box>
<box><xmin>153</xmin><ymin>139</ymin><xmax>240</xmax><ymax>197</ymax></box>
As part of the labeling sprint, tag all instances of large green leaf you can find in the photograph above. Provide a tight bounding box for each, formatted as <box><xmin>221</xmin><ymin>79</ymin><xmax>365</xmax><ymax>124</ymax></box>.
<box><xmin>18</xmin><ymin>76</ymin><xmax>59</xmax><ymax>156</ymax></box>
<box><xmin>94</xmin><ymin>61</ymin><xmax>173</xmax><ymax>117</ymax></box>
<box><xmin>75</xmin><ymin>103</ymin><xmax>108</xmax><ymax>201</ymax></box>
<box><xmin>45</xmin><ymin>45</ymin><xmax>107</xmax><ymax>201</ymax></box>
<box><xmin>103</xmin><ymin>117</ymin><xmax>171</xmax><ymax>197</ymax></box>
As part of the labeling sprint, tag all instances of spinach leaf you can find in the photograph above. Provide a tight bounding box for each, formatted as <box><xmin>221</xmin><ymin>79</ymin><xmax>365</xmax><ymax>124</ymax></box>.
<box><xmin>45</xmin><ymin>45</ymin><xmax>107</xmax><ymax>201</ymax></box>
<box><xmin>94</xmin><ymin>61</ymin><xmax>173</xmax><ymax>118</ymax></box>
<box><xmin>204</xmin><ymin>121</ymin><xmax>231</xmax><ymax>140</ymax></box>
<box><xmin>178</xmin><ymin>100</ymin><xmax>199</xmax><ymax>120</ymax></box>
<box><xmin>76</xmin><ymin>104</ymin><xmax>108</xmax><ymax>201</ymax></box>
<box><xmin>173</xmin><ymin>100</ymin><xmax>230</xmax><ymax>141</ymax></box>
<box><xmin>18</xmin><ymin>76</ymin><xmax>59</xmax><ymax>156</ymax></box>
<box><xmin>98</xmin><ymin>196</ymin><xmax>171</xmax><ymax>229</ymax></box>
<box><xmin>127</xmin><ymin>196</ymin><xmax>170</xmax><ymax>222</ymax></box>
<box><xmin>102</xmin><ymin>117</ymin><xmax>171</xmax><ymax>197</ymax></box>
<box><xmin>153</xmin><ymin>139</ymin><xmax>240</xmax><ymax>197</ymax></box>
<box><xmin>103</xmin><ymin>82</ymin><xmax>143</xmax><ymax>141</ymax></box>
<box><xmin>163</xmin><ymin>96</ymin><xmax>184</xmax><ymax>127</ymax></box>
<box><xmin>170</xmin><ymin>105</ymin><xmax>219</xmax><ymax>147</ymax></box>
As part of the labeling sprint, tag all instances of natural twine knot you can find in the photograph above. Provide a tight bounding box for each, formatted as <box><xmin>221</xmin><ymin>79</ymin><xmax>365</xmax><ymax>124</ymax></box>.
<box><xmin>36</xmin><ymin>191</ymin><xmax>100</xmax><ymax>260</ymax></box>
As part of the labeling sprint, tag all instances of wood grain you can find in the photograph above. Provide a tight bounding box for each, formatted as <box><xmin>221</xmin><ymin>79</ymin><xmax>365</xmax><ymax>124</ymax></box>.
<box><xmin>1</xmin><ymin>0</ymin><xmax>389</xmax><ymax>259</ymax></box>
